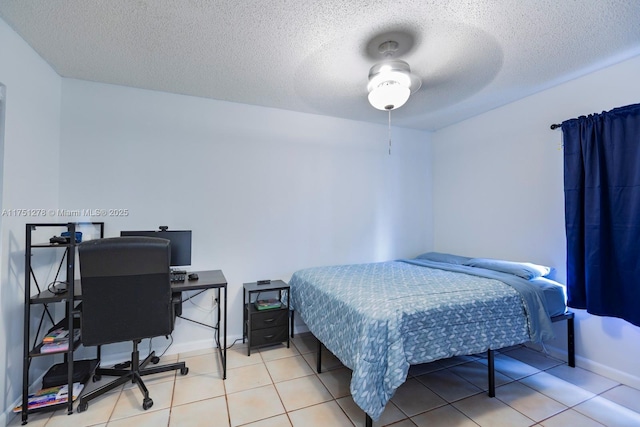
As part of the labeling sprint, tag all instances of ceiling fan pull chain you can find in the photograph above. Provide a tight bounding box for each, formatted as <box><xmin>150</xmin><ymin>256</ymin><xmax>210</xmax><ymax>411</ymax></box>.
<box><xmin>388</xmin><ymin>108</ymin><xmax>392</xmax><ymax>155</ymax></box>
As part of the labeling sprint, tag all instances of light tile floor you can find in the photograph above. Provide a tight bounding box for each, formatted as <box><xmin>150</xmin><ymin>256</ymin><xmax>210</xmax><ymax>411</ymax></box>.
<box><xmin>11</xmin><ymin>333</ymin><xmax>640</xmax><ymax>427</ymax></box>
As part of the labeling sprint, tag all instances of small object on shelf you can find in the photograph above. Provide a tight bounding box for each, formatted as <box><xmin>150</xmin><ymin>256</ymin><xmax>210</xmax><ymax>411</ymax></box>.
<box><xmin>257</xmin><ymin>279</ymin><xmax>271</xmax><ymax>285</ymax></box>
<box><xmin>49</xmin><ymin>235</ymin><xmax>68</xmax><ymax>244</ymax></box>
<box><xmin>42</xmin><ymin>328</ymin><xmax>69</xmax><ymax>343</ymax></box>
<box><xmin>13</xmin><ymin>383</ymin><xmax>84</xmax><ymax>412</ymax></box>
<box><xmin>40</xmin><ymin>329</ymin><xmax>80</xmax><ymax>353</ymax></box>
<box><xmin>255</xmin><ymin>298</ymin><xmax>282</xmax><ymax>310</ymax></box>
<box><xmin>61</xmin><ymin>231</ymin><xmax>83</xmax><ymax>243</ymax></box>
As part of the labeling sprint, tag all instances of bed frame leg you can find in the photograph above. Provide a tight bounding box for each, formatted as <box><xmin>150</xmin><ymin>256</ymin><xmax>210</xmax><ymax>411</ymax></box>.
<box><xmin>316</xmin><ymin>337</ymin><xmax>322</xmax><ymax>373</ymax></box>
<box><xmin>552</xmin><ymin>311</ymin><xmax>576</xmax><ymax>368</ymax></box>
<box><xmin>567</xmin><ymin>313</ymin><xmax>575</xmax><ymax>367</ymax></box>
<box><xmin>487</xmin><ymin>348</ymin><xmax>495</xmax><ymax>397</ymax></box>
<box><xmin>365</xmin><ymin>413</ymin><xmax>373</xmax><ymax>427</ymax></box>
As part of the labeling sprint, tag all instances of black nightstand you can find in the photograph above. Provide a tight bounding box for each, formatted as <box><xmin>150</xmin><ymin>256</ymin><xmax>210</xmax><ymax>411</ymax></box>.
<box><xmin>243</xmin><ymin>280</ymin><xmax>290</xmax><ymax>356</ymax></box>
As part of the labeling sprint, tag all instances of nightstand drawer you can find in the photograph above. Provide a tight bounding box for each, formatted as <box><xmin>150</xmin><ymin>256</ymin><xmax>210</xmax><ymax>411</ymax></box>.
<box><xmin>250</xmin><ymin>326</ymin><xmax>289</xmax><ymax>347</ymax></box>
<box><xmin>251</xmin><ymin>309</ymin><xmax>288</xmax><ymax>329</ymax></box>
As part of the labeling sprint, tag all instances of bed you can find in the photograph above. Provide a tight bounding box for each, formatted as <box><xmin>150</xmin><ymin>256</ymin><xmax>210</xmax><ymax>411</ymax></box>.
<box><xmin>289</xmin><ymin>252</ymin><xmax>573</xmax><ymax>424</ymax></box>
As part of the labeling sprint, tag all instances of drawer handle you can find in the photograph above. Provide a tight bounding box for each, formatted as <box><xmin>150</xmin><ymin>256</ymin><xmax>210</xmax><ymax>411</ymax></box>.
<box><xmin>264</xmin><ymin>334</ymin><xmax>275</xmax><ymax>339</ymax></box>
<box><xmin>263</xmin><ymin>318</ymin><xmax>275</xmax><ymax>323</ymax></box>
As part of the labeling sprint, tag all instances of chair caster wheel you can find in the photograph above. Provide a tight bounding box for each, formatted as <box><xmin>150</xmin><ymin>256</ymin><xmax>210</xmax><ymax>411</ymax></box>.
<box><xmin>93</xmin><ymin>374</ymin><xmax>101</xmax><ymax>382</ymax></box>
<box><xmin>180</xmin><ymin>367</ymin><xmax>189</xmax><ymax>375</ymax></box>
<box><xmin>151</xmin><ymin>356</ymin><xmax>160</xmax><ymax>364</ymax></box>
<box><xmin>143</xmin><ymin>398</ymin><xmax>153</xmax><ymax>410</ymax></box>
<box><xmin>77</xmin><ymin>402</ymin><xmax>88</xmax><ymax>413</ymax></box>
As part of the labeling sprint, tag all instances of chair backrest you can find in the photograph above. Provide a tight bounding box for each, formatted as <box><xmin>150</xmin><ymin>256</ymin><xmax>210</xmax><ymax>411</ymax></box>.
<box><xmin>78</xmin><ymin>236</ymin><xmax>173</xmax><ymax>346</ymax></box>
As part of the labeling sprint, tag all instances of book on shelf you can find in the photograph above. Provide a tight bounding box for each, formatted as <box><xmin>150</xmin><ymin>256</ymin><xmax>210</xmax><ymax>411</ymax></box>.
<box><xmin>13</xmin><ymin>382</ymin><xmax>84</xmax><ymax>412</ymax></box>
<box><xmin>40</xmin><ymin>341</ymin><xmax>70</xmax><ymax>353</ymax></box>
<box><xmin>40</xmin><ymin>330</ymin><xmax>80</xmax><ymax>353</ymax></box>
<box><xmin>255</xmin><ymin>298</ymin><xmax>282</xmax><ymax>310</ymax></box>
<box><xmin>43</xmin><ymin>327</ymin><xmax>69</xmax><ymax>343</ymax></box>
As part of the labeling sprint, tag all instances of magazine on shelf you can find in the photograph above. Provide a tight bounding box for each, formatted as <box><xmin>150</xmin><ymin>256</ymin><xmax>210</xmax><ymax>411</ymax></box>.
<box><xmin>40</xmin><ymin>341</ymin><xmax>70</xmax><ymax>353</ymax></box>
<box><xmin>40</xmin><ymin>329</ymin><xmax>80</xmax><ymax>353</ymax></box>
<box><xmin>42</xmin><ymin>328</ymin><xmax>69</xmax><ymax>343</ymax></box>
<box><xmin>13</xmin><ymin>383</ymin><xmax>83</xmax><ymax>412</ymax></box>
<box><xmin>255</xmin><ymin>298</ymin><xmax>282</xmax><ymax>310</ymax></box>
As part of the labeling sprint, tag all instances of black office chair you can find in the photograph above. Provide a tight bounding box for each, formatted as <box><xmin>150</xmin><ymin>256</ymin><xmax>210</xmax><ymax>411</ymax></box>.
<box><xmin>76</xmin><ymin>236</ymin><xmax>188</xmax><ymax>413</ymax></box>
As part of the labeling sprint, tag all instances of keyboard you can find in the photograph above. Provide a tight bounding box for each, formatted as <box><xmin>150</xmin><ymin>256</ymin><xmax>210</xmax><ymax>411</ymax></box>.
<box><xmin>170</xmin><ymin>272</ymin><xmax>186</xmax><ymax>283</ymax></box>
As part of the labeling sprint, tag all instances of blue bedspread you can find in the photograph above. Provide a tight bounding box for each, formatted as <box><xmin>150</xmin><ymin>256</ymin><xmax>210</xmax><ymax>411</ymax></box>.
<box><xmin>289</xmin><ymin>260</ymin><xmax>558</xmax><ymax>421</ymax></box>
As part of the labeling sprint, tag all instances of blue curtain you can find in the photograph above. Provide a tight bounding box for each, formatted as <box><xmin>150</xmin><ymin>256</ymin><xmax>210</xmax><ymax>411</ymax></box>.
<box><xmin>562</xmin><ymin>103</ymin><xmax>640</xmax><ymax>326</ymax></box>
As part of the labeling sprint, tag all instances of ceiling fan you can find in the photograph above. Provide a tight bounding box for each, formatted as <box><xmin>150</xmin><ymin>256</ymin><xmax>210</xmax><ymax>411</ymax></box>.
<box><xmin>366</xmin><ymin>39</ymin><xmax>421</xmax><ymax>111</ymax></box>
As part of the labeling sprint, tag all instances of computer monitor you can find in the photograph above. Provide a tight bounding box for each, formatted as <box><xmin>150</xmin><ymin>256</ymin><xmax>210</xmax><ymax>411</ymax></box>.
<box><xmin>120</xmin><ymin>229</ymin><xmax>192</xmax><ymax>267</ymax></box>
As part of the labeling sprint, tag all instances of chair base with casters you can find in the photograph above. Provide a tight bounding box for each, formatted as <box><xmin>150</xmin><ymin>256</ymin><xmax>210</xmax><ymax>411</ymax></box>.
<box><xmin>76</xmin><ymin>339</ymin><xmax>188</xmax><ymax>413</ymax></box>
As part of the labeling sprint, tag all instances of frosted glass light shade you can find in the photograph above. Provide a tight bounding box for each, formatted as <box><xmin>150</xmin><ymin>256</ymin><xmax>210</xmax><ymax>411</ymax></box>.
<box><xmin>367</xmin><ymin>59</ymin><xmax>420</xmax><ymax>111</ymax></box>
<box><xmin>368</xmin><ymin>81</ymin><xmax>411</xmax><ymax>110</ymax></box>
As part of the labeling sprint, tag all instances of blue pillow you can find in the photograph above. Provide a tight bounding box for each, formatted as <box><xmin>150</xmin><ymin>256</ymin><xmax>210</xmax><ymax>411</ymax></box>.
<box><xmin>463</xmin><ymin>258</ymin><xmax>551</xmax><ymax>280</ymax></box>
<box><xmin>415</xmin><ymin>252</ymin><xmax>472</xmax><ymax>265</ymax></box>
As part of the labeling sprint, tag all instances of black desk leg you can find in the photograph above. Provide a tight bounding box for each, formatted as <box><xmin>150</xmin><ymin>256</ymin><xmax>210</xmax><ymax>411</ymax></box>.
<box><xmin>223</xmin><ymin>287</ymin><xmax>227</xmax><ymax>379</ymax></box>
<box><xmin>214</xmin><ymin>287</ymin><xmax>227</xmax><ymax>380</ymax></box>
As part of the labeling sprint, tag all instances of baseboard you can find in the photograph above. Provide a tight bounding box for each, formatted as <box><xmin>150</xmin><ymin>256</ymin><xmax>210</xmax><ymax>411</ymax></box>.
<box><xmin>97</xmin><ymin>333</ymin><xmax>243</xmax><ymax>366</ymax></box>
<box><xmin>293</xmin><ymin>324</ymin><xmax>309</xmax><ymax>335</ymax></box>
<box><xmin>543</xmin><ymin>343</ymin><xmax>640</xmax><ymax>390</ymax></box>
<box><xmin>162</xmin><ymin>334</ymin><xmax>242</xmax><ymax>357</ymax></box>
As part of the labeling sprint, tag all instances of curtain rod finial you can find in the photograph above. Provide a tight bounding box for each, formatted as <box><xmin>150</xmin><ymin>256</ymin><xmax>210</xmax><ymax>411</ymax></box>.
<box><xmin>550</xmin><ymin>123</ymin><xmax>562</xmax><ymax>130</ymax></box>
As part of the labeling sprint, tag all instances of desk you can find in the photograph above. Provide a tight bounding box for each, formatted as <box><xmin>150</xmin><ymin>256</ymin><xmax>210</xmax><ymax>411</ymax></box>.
<box><xmin>171</xmin><ymin>270</ymin><xmax>228</xmax><ymax>379</ymax></box>
<box><xmin>56</xmin><ymin>269</ymin><xmax>228</xmax><ymax>380</ymax></box>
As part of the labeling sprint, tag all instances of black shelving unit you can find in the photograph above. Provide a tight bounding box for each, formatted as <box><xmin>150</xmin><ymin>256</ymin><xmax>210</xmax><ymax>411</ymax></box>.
<box><xmin>21</xmin><ymin>222</ymin><xmax>104</xmax><ymax>424</ymax></box>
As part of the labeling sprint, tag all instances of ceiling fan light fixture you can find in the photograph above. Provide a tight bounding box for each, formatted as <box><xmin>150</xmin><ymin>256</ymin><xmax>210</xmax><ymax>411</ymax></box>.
<box><xmin>368</xmin><ymin>81</ymin><xmax>411</xmax><ymax>110</ymax></box>
<box><xmin>367</xmin><ymin>59</ymin><xmax>420</xmax><ymax>111</ymax></box>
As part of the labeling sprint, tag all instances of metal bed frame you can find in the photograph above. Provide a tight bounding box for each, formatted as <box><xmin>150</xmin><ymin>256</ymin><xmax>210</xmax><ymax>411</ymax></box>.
<box><xmin>312</xmin><ymin>311</ymin><xmax>575</xmax><ymax>427</ymax></box>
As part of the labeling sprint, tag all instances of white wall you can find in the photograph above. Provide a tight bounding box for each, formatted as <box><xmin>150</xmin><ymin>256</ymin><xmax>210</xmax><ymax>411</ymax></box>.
<box><xmin>432</xmin><ymin>54</ymin><xmax>640</xmax><ymax>388</ymax></box>
<box><xmin>58</xmin><ymin>79</ymin><xmax>433</xmax><ymax>357</ymax></box>
<box><xmin>0</xmin><ymin>18</ymin><xmax>62</xmax><ymax>425</ymax></box>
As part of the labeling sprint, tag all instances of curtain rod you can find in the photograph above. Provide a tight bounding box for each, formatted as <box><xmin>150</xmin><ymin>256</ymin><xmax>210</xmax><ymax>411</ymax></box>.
<box><xmin>550</xmin><ymin>123</ymin><xmax>562</xmax><ymax>130</ymax></box>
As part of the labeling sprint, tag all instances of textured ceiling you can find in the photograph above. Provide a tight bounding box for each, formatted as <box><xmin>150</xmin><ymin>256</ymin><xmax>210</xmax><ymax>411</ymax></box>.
<box><xmin>1</xmin><ymin>0</ymin><xmax>640</xmax><ymax>130</ymax></box>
